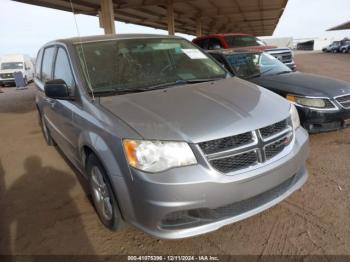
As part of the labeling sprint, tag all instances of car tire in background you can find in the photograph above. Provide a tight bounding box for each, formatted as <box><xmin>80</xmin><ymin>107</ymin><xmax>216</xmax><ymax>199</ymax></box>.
<box><xmin>86</xmin><ymin>153</ymin><xmax>124</xmax><ymax>231</ymax></box>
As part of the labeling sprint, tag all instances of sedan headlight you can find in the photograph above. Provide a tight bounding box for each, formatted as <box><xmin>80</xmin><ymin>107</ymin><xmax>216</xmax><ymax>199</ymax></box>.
<box><xmin>286</xmin><ymin>95</ymin><xmax>332</xmax><ymax>109</ymax></box>
<box><xmin>289</xmin><ymin>104</ymin><xmax>300</xmax><ymax>130</ymax></box>
<box><xmin>123</xmin><ymin>140</ymin><xmax>197</xmax><ymax>173</ymax></box>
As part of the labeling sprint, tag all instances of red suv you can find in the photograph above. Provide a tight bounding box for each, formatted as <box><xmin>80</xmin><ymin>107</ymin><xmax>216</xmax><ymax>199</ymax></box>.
<box><xmin>193</xmin><ymin>33</ymin><xmax>296</xmax><ymax>70</ymax></box>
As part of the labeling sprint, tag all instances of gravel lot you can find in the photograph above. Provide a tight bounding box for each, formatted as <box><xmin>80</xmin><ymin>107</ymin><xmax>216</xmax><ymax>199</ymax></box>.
<box><xmin>1</xmin><ymin>52</ymin><xmax>350</xmax><ymax>255</ymax></box>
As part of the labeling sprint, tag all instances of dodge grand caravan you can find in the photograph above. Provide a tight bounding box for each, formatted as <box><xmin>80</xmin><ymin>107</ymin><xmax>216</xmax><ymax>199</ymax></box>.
<box><xmin>35</xmin><ymin>34</ymin><xmax>309</xmax><ymax>239</ymax></box>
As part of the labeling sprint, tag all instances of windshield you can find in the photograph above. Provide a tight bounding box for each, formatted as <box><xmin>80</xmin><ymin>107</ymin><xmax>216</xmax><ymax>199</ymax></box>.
<box><xmin>1</xmin><ymin>62</ymin><xmax>24</xmax><ymax>70</ymax></box>
<box><xmin>75</xmin><ymin>38</ymin><xmax>227</xmax><ymax>95</ymax></box>
<box><xmin>224</xmin><ymin>36</ymin><xmax>265</xmax><ymax>48</ymax></box>
<box><xmin>224</xmin><ymin>52</ymin><xmax>292</xmax><ymax>78</ymax></box>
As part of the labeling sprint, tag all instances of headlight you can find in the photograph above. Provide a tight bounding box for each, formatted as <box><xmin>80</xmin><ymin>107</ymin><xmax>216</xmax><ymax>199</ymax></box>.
<box><xmin>289</xmin><ymin>104</ymin><xmax>300</xmax><ymax>130</ymax></box>
<box><xmin>287</xmin><ymin>95</ymin><xmax>329</xmax><ymax>108</ymax></box>
<box><xmin>123</xmin><ymin>140</ymin><xmax>197</xmax><ymax>173</ymax></box>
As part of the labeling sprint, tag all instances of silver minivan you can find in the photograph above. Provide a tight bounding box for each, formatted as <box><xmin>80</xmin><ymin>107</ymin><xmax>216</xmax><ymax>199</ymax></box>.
<box><xmin>35</xmin><ymin>34</ymin><xmax>309</xmax><ymax>239</ymax></box>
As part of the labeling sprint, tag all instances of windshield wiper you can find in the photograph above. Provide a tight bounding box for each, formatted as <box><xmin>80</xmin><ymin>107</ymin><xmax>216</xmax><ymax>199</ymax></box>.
<box><xmin>245</xmin><ymin>73</ymin><xmax>261</xmax><ymax>79</ymax></box>
<box><xmin>146</xmin><ymin>77</ymin><xmax>225</xmax><ymax>90</ymax></box>
<box><xmin>89</xmin><ymin>88</ymin><xmax>148</xmax><ymax>96</ymax></box>
<box><xmin>276</xmin><ymin>70</ymin><xmax>292</xmax><ymax>75</ymax></box>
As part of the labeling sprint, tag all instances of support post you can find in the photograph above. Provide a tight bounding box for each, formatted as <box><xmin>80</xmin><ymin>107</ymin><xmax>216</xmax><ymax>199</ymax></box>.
<box><xmin>167</xmin><ymin>0</ymin><xmax>175</xmax><ymax>35</ymax></box>
<box><xmin>100</xmin><ymin>0</ymin><xmax>116</xmax><ymax>34</ymax></box>
<box><xmin>196</xmin><ymin>17</ymin><xmax>202</xmax><ymax>37</ymax></box>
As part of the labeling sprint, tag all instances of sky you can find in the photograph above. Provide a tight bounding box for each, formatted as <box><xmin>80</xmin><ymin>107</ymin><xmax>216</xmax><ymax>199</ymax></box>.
<box><xmin>0</xmin><ymin>0</ymin><xmax>350</xmax><ymax>58</ymax></box>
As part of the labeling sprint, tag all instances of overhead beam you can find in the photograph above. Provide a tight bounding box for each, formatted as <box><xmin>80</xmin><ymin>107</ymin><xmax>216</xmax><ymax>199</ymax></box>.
<box><xmin>116</xmin><ymin>0</ymin><xmax>188</xmax><ymax>9</ymax></box>
<box><xmin>100</xmin><ymin>0</ymin><xmax>115</xmax><ymax>34</ymax></box>
<box><xmin>196</xmin><ymin>17</ymin><xmax>202</xmax><ymax>37</ymax></box>
<box><xmin>167</xmin><ymin>0</ymin><xmax>175</xmax><ymax>35</ymax></box>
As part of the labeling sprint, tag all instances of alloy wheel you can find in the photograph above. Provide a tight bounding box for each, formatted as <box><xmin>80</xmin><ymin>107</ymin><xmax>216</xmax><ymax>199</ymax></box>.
<box><xmin>91</xmin><ymin>166</ymin><xmax>113</xmax><ymax>221</ymax></box>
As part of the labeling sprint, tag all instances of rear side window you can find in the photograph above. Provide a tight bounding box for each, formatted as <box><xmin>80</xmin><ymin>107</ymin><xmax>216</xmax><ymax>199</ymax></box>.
<box><xmin>208</xmin><ymin>38</ymin><xmax>223</xmax><ymax>50</ymax></box>
<box><xmin>41</xmin><ymin>47</ymin><xmax>56</xmax><ymax>83</ymax></box>
<box><xmin>35</xmin><ymin>49</ymin><xmax>43</xmax><ymax>80</ymax></box>
<box><xmin>54</xmin><ymin>47</ymin><xmax>75</xmax><ymax>92</ymax></box>
<box><xmin>195</xmin><ymin>38</ymin><xmax>209</xmax><ymax>49</ymax></box>
<box><xmin>224</xmin><ymin>36</ymin><xmax>262</xmax><ymax>48</ymax></box>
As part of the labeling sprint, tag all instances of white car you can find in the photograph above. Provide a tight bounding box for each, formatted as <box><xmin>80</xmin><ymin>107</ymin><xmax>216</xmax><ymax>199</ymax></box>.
<box><xmin>0</xmin><ymin>54</ymin><xmax>34</xmax><ymax>86</ymax></box>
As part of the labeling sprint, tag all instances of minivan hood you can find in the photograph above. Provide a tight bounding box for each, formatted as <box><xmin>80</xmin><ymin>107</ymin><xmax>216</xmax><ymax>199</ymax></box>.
<box><xmin>251</xmin><ymin>72</ymin><xmax>350</xmax><ymax>98</ymax></box>
<box><xmin>100</xmin><ymin>78</ymin><xmax>290</xmax><ymax>143</ymax></box>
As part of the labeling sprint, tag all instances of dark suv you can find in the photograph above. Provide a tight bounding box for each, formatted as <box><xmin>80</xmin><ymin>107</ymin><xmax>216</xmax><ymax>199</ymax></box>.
<box><xmin>340</xmin><ymin>39</ymin><xmax>350</xmax><ymax>53</ymax></box>
<box><xmin>323</xmin><ymin>41</ymin><xmax>342</xmax><ymax>53</ymax></box>
<box><xmin>193</xmin><ymin>33</ymin><xmax>296</xmax><ymax>70</ymax></box>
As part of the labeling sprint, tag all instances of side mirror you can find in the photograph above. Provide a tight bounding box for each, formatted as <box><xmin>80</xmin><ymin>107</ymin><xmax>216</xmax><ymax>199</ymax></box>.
<box><xmin>44</xmin><ymin>79</ymin><xmax>72</xmax><ymax>100</ymax></box>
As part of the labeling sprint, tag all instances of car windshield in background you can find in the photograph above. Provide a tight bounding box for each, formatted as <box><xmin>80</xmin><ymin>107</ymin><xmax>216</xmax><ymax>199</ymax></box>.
<box><xmin>75</xmin><ymin>38</ymin><xmax>227</xmax><ymax>95</ymax></box>
<box><xmin>1</xmin><ymin>62</ymin><xmax>24</xmax><ymax>70</ymax></box>
<box><xmin>224</xmin><ymin>36</ymin><xmax>265</xmax><ymax>48</ymax></box>
<box><xmin>225</xmin><ymin>52</ymin><xmax>292</xmax><ymax>79</ymax></box>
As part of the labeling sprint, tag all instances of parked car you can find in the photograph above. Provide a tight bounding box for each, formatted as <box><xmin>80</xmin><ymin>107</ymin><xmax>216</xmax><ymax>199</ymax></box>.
<box><xmin>339</xmin><ymin>39</ymin><xmax>350</xmax><ymax>53</ymax></box>
<box><xmin>0</xmin><ymin>54</ymin><xmax>34</xmax><ymax>86</ymax></box>
<box><xmin>35</xmin><ymin>34</ymin><xmax>308</xmax><ymax>239</ymax></box>
<box><xmin>209</xmin><ymin>49</ymin><xmax>350</xmax><ymax>133</ymax></box>
<box><xmin>322</xmin><ymin>41</ymin><xmax>342</xmax><ymax>53</ymax></box>
<box><xmin>193</xmin><ymin>33</ymin><xmax>296</xmax><ymax>70</ymax></box>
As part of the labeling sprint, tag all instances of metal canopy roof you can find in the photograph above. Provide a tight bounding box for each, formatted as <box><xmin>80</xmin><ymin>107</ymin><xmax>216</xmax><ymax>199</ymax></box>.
<box><xmin>14</xmin><ymin>0</ymin><xmax>288</xmax><ymax>36</ymax></box>
<box><xmin>328</xmin><ymin>21</ymin><xmax>350</xmax><ymax>31</ymax></box>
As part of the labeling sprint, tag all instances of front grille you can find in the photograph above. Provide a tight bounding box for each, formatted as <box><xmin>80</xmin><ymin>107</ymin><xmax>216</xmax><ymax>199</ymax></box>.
<box><xmin>268</xmin><ymin>51</ymin><xmax>293</xmax><ymax>63</ymax></box>
<box><xmin>199</xmin><ymin>132</ymin><xmax>254</xmax><ymax>155</ymax></box>
<box><xmin>0</xmin><ymin>73</ymin><xmax>13</xmax><ymax>79</ymax></box>
<box><xmin>198</xmin><ymin>118</ymin><xmax>293</xmax><ymax>174</ymax></box>
<box><xmin>336</xmin><ymin>95</ymin><xmax>350</xmax><ymax>109</ymax></box>
<box><xmin>265</xmin><ymin>133</ymin><xmax>293</xmax><ymax>160</ymax></box>
<box><xmin>210</xmin><ymin>151</ymin><xmax>258</xmax><ymax>173</ymax></box>
<box><xmin>260</xmin><ymin>119</ymin><xmax>288</xmax><ymax>138</ymax></box>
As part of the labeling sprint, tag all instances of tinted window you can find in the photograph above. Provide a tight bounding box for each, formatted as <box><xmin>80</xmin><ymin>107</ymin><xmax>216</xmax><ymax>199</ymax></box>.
<box><xmin>224</xmin><ymin>52</ymin><xmax>291</xmax><ymax>78</ymax></box>
<box><xmin>208</xmin><ymin>38</ymin><xmax>223</xmax><ymax>50</ymax></box>
<box><xmin>35</xmin><ymin>49</ymin><xmax>43</xmax><ymax>79</ymax></box>
<box><xmin>224</xmin><ymin>36</ymin><xmax>264</xmax><ymax>48</ymax></box>
<box><xmin>54</xmin><ymin>48</ymin><xmax>75</xmax><ymax>92</ymax></box>
<box><xmin>195</xmin><ymin>38</ymin><xmax>209</xmax><ymax>49</ymax></box>
<box><xmin>41</xmin><ymin>47</ymin><xmax>56</xmax><ymax>83</ymax></box>
<box><xmin>1</xmin><ymin>62</ymin><xmax>23</xmax><ymax>70</ymax></box>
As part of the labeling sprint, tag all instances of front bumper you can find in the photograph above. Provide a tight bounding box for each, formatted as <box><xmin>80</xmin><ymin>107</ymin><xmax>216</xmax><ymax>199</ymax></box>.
<box><xmin>0</xmin><ymin>78</ymin><xmax>15</xmax><ymax>85</ymax></box>
<box><xmin>298</xmin><ymin>106</ymin><xmax>350</xmax><ymax>133</ymax></box>
<box><xmin>285</xmin><ymin>61</ymin><xmax>296</xmax><ymax>71</ymax></box>
<box><xmin>112</xmin><ymin>128</ymin><xmax>309</xmax><ymax>239</ymax></box>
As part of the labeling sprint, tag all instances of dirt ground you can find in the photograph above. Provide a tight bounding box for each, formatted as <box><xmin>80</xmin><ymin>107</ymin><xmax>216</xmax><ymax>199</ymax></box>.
<box><xmin>1</xmin><ymin>52</ymin><xmax>350</xmax><ymax>255</ymax></box>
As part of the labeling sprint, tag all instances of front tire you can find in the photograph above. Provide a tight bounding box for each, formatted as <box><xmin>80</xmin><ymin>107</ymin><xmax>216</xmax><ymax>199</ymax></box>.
<box><xmin>87</xmin><ymin>154</ymin><xmax>123</xmax><ymax>230</ymax></box>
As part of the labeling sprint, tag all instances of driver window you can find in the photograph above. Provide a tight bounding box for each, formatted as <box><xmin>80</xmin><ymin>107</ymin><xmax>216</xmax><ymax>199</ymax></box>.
<box><xmin>54</xmin><ymin>47</ymin><xmax>75</xmax><ymax>94</ymax></box>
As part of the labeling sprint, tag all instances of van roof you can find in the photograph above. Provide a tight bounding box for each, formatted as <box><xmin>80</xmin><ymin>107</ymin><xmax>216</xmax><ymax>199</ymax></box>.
<box><xmin>0</xmin><ymin>54</ymin><xmax>28</xmax><ymax>62</ymax></box>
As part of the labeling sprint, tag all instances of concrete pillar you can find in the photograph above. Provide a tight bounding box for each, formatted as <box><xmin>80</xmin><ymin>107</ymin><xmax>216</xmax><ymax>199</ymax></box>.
<box><xmin>100</xmin><ymin>0</ymin><xmax>116</xmax><ymax>34</ymax></box>
<box><xmin>196</xmin><ymin>17</ymin><xmax>202</xmax><ymax>37</ymax></box>
<box><xmin>167</xmin><ymin>0</ymin><xmax>175</xmax><ymax>35</ymax></box>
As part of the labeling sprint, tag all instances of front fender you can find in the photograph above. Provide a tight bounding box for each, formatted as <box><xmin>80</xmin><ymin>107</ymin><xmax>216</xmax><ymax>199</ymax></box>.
<box><xmin>78</xmin><ymin>130</ymin><xmax>137</xmax><ymax>222</ymax></box>
<box><xmin>78</xmin><ymin>131</ymin><xmax>124</xmax><ymax>177</ymax></box>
